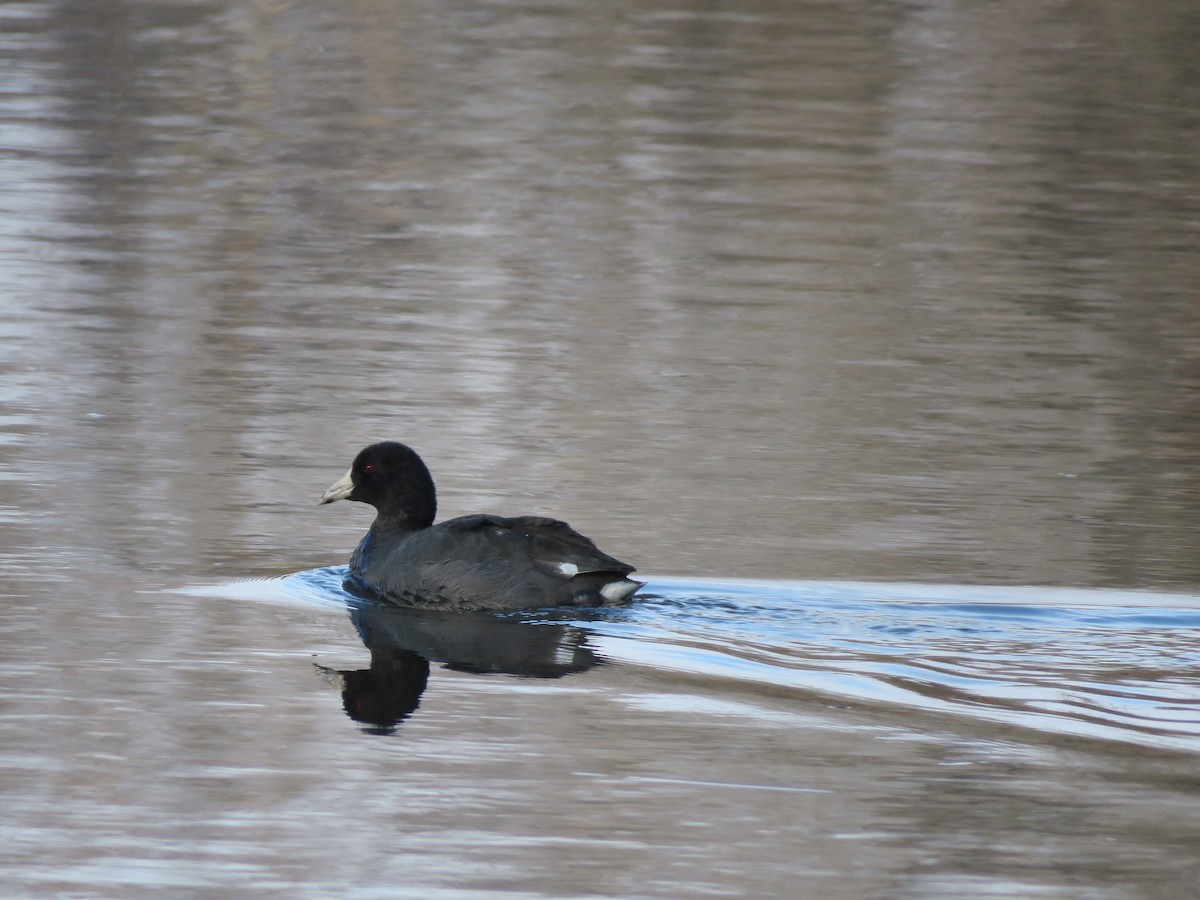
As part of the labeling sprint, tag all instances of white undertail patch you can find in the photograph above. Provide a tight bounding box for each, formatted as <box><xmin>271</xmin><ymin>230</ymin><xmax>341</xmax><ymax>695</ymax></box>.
<box><xmin>600</xmin><ymin>579</ymin><xmax>641</xmax><ymax>602</ymax></box>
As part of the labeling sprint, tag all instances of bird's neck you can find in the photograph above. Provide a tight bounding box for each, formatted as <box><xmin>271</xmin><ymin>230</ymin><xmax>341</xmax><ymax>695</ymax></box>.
<box><xmin>370</xmin><ymin>510</ymin><xmax>433</xmax><ymax>534</ymax></box>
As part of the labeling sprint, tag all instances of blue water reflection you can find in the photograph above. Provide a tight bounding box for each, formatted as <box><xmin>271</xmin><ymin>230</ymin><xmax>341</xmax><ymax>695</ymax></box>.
<box><xmin>187</xmin><ymin>570</ymin><xmax>1200</xmax><ymax>750</ymax></box>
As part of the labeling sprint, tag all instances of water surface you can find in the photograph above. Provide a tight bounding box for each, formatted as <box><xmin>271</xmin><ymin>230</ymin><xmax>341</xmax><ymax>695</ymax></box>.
<box><xmin>2</xmin><ymin>0</ymin><xmax>1200</xmax><ymax>896</ymax></box>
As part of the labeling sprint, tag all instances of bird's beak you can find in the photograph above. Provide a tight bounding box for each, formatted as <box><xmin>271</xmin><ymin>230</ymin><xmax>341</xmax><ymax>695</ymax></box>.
<box><xmin>319</xmin><ymin>469</ymin><xmax>355</xmax><ymax>505</ymax></box>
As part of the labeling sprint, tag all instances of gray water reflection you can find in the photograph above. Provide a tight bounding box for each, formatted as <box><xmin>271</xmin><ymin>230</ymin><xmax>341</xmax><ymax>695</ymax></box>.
<box><xmin>3</xmin><ymin>0</ymin><xmax>1200</xmax><ymax>895</ymax></box>
<box><xmin>204</xmin><ymin>569</ymin><xmax>1200</xmax><ymax>751</ymax></box>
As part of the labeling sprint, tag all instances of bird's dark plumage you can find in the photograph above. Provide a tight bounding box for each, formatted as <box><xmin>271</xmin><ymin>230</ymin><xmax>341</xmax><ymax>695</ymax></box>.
<box><xmin>320</xmin><ymin>442</ymin><xmax>641</xmax><ymax>611</ymax></box>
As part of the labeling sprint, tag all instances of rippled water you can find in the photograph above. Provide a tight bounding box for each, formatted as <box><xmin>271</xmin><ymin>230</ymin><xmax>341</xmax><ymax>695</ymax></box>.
<box><xmin>3</xmin><ymin>0</ymin><xmax>1200</xmax><ymax>896</ymax></box>
<box><xmin>14</xmin><ymin>571</ymin><xmax>1187</xmax><ymax>898</ymax></box>
<box><xmin>200</xmin><ymin>570</ymin><xmax>1200</xmax><ymax>752</ymax></box>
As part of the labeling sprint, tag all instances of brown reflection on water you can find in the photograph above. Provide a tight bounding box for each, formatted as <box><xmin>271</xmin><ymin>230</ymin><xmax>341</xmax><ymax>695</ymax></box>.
<box><xmin>4</xmin><ymin>0</ymin><xmax>1196</xmax><ymax>590</ymax></box>
<box><xmin>2</xmin><ymin>1</ymin><xmax>1200</xmax><ymax>893</ymax></box>
<box><xmin>1</xmin><ymin>0</ymin><xmax>1197</xmax><ymax>589</ymax></box>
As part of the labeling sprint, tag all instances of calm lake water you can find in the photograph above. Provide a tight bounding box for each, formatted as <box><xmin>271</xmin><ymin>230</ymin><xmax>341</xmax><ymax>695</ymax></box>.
<box><xmin>3</xmin><ymin>0</ymin><xmax>1200</xmax><ymax>897</ymax></box>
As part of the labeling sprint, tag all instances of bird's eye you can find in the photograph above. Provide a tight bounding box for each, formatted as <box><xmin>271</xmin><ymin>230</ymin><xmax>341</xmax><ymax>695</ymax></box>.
<box><xmin>363</xmin><ymin>464</ymin><xmax>376</xmax><ymax>475</ymax></box>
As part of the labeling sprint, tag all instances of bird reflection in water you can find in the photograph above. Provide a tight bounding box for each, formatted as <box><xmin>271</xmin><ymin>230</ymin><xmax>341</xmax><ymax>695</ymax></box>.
<box><xmin>315</xmin><ymin>592</ymin><xmax>602</xmax><ymax>734</ymax></box>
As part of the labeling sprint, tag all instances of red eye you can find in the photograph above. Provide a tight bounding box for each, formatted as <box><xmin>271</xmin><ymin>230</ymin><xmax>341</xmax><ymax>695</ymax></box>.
<box><xmin>363</xmin><ymin>464</ymin><xmax>375</xmax><ymax>475</ymax></box>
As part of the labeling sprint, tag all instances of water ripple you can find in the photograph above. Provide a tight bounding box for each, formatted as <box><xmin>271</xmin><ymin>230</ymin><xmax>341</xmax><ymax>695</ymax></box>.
<box><xmin>187</xmin><ymin>570</ymin><xmax>1200</xmax><ymax>751</ymax></box>
<box><xmin>611</xmin><ymin>577</ymin><xmax>1200</xmax><ymax>751</ymax></box>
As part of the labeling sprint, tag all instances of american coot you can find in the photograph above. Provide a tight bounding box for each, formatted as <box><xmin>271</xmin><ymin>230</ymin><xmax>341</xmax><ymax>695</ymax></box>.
<box><xmin>320</xmin><ymin>442</ymin><xmax>642</xmax><ymax>611</ymax></box>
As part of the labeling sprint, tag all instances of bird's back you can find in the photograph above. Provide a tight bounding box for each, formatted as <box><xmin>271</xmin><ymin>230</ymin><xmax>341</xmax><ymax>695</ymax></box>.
<box><xmin>350</xmin><ymin>513</ymin><xmax>639</xmax><ymax>611</ymax></box>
